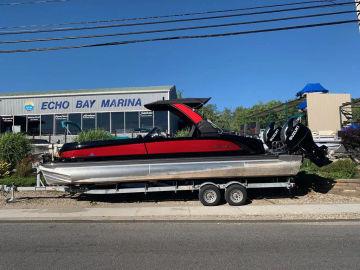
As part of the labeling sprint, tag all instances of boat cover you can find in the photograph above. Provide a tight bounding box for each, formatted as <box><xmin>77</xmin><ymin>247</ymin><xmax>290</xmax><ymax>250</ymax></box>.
<box><xmin>145</xmin><ymin>98</ymin><xmax>211</xmax><ymax>125</ymax></box>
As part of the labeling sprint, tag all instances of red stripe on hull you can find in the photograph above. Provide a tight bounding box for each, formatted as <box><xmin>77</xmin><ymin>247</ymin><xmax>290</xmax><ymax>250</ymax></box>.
<box><xmin>146</xmin><ymin>139</ymin><xmax>240</xmax><ymax>154</ymax></box>
<box><xmin>60</xmin><ymin>143</ymin><xmax>147</xmax><ymax>159</ymax></box>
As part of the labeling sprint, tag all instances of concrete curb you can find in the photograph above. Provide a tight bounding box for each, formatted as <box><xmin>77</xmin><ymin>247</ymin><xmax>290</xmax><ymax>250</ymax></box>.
<box><xmin>1</xmin><ymin>203</ymin><xmax>360</xmax><ymax>222</ymax></box>
<box><xmin>329</xmin><ymin>179</ymin><xmax>360</xmax><ymax>197</ymax></box>
<box><xmin>336</xmin><ymin>179</ymin><xmax>360</xmax><ymax>183</ymax></box>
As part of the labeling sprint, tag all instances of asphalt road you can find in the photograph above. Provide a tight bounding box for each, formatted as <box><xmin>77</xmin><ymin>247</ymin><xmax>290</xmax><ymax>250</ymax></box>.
<box><xmin>0</xmin><ymin>222</ymin><xmax>359</xmax><ymax>270</ymax></box>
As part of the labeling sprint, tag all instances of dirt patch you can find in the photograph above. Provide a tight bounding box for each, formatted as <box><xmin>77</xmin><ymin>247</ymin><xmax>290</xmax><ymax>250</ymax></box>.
<box><xmin>1</xmin><ymin>188</ymin><xmax>360</xmax><ymax>209</ymax></box>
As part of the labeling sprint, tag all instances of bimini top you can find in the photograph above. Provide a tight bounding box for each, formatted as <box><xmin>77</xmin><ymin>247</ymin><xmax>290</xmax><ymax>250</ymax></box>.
<box><xmin>145</xmin><ymin>98</ymin><xmax>210</xmax><ymax>110</ymax></box>
<box><xmin>145</xmin><ymin>98</ymin><xmax>211</xmax><ymax>125</ymax></box>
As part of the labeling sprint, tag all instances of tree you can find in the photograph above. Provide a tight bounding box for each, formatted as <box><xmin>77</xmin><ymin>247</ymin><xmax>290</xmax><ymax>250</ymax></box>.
<box><xmin>232</xmin><ymin>106</ymin><xmax>250</xmax><ymax>132</ymax></box>
<box><xmin>353</xmin><ymin>107</ymin><xmax>360</xmax><ymax>123</ymax></box>
<box><xmin>176</xmin><ymin>90</ymin><xmax>184</xmax><ymax>99</ymax></box>
<box><xmin>217</xmin><ymin>108</ymin><xmax>233</xmax><ymax>131</ymax></box>
<box><xmin>195</xmin><ymin>99</ymin><xmax>299</xmax><ymax>135</ymax></box>
<box><xmin>198</xmin><ymin>104</ymin><xmax>219</xmax><ymax>124</ymax></box>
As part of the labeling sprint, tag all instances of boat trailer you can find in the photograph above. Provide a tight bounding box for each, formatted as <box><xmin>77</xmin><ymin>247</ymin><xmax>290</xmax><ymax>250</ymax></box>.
<box><xmin>1</xmin><ymin>170</ymin><xmax>295</xmax><ymax>206</ymax></box>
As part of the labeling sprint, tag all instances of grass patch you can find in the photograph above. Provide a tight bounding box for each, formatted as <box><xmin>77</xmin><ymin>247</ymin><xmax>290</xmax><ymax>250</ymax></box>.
<box><xmin>75</xmin><ymin>129</ymin><xmax>113</xmax><ymax>143</ymax></box>
<box><xmin>300</xmin><ymin>158</ymin><xmax>358</xmax><ymax>179</ymax></box>
<box><xmin>0</xmin><ymin>175</ymin><xmax>36</xmax><ymax>186</ymax></box>
<box><xmin>174</xmin><ymin>127</ymin><xmax>191</xmax><ymax>138</ymax></box>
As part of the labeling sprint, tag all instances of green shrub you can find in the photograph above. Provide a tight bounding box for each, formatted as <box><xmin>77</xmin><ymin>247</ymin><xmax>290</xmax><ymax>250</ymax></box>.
<box><xmin>0</xmin><ymin>160</ymin><xmax>11</xmax><ymax>178</ymax></box>
<box><xmin>340</xmin><ymin>128</ymin><xmax>360</xmax><ymax>163</ymax></box>
<box><xmin>74</xmin><ymin>129</ymin><xmax>114</xmax><ymax>143</ymax></box>
<box><xmin>0</xmin><ymin>133</ymin><xmax>31</xmax><ymax>169</ymax></box>
<box><xmin>301</xmin><ymin>158</ymin><xmax>358</xmax><ymax>179</ymax></box>
<box><xmin>0</xmin><ymin>176</ymin><xmax>36</xmax><ymax>186</ymax></box>
<box><xmin>14</xmin><ymin>156</ymin><xmax>34</xmax><ymax>177</ymax></box>
<box><xmin>174</xmin><ymin>127</ymin><xmax>191</xmax><ymax>138</ymax></box>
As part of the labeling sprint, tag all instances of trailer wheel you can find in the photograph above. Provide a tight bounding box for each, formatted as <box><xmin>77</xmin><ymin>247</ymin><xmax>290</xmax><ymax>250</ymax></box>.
<box><xmin>199</xmin><ymin>185</ymin><xmax>221</xmax><ymax>206</ymax></box>
<box><xmin>225</xmin><ymin>184</ymin><xmax>247</xmax><ymax>206</ymax></box>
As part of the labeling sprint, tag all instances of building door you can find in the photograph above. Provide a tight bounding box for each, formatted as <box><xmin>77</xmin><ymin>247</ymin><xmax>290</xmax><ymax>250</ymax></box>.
<box><xmin>14</xmin><ymin>116</ymin><xmax>26</xmax><ymax>133</ymax></box>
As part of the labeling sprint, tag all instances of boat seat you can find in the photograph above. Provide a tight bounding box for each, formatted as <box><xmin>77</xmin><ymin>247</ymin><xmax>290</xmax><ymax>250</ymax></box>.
<box><xmin>189</xmin><ymin>125</ymin><xmax>198</xmax><ymax>138</ymax></box>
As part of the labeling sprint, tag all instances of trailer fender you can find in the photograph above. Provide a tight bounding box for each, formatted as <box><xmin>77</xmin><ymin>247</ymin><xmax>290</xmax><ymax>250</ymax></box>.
<box><xmin>199</xmin><ymin>182</ymin><xmax>220</xmax><ymax>189</ymax></box>
<box><xmin>224</xmin><ymin>181</ymin><xmax>246</xmax><ymax>189</ymax></box>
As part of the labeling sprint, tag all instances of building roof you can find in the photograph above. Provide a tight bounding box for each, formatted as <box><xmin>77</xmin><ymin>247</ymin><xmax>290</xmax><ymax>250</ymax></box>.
<box><xmin>0</xmin><ymin>85</ymin><xmax>175</xmax><ymax>99</ymax></box>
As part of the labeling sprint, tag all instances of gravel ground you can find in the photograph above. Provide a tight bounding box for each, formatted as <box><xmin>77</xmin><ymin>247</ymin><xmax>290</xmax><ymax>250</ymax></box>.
<box><xmin>1</xmin><ymin>188</ymin><xmax>360</xmax><ymax>209</ymax></box>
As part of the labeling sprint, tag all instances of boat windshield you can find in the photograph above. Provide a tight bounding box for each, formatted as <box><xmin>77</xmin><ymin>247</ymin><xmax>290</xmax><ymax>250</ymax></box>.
<box><xmin>144</xmin><ymin>127</ymin><xmax>167</xmax><ymax>139</ymax></box>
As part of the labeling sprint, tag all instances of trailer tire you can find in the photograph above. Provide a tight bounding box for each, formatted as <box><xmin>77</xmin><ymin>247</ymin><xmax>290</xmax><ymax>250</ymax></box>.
<box><xmin>199</xmin><ymin>185</ymin><xmax>221</xmax><ymax>206</ymax></box>
<box><xmin>225</xmin><ymin>184</ymin><xmax>247</xmax><ymax>206</ymax></box>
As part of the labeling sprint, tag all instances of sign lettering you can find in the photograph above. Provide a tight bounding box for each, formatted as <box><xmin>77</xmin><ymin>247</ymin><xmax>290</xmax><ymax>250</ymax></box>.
<box><xmin>38</xmin><ymin>98</ymin><xmax>142</xmax><ymax>111</ymax></box>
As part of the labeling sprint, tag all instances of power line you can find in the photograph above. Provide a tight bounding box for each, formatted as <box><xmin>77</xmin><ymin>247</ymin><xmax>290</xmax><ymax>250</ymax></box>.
<box><xmin>0</xmin><ymin>19</ymin><xmax>357</xmax><ymax>54</ymax></box>
<box><xmin>0</xmin><ymin>0</ymin><xmax>336</xmax><ymax>30</ymax></box>
<box><xmin>0</xmin><ymin>0</ymin><xmax>70</xmax><ymax>6</ymax></box>
<box><xmin>0</xmin><ymin>10</ymin><xmax>355</xmax><ymax>44</ymax></box>
<box><xmin>0</xmin><ymin>1</ymin><xmax>356</xmax><ymax>36</ymax></box>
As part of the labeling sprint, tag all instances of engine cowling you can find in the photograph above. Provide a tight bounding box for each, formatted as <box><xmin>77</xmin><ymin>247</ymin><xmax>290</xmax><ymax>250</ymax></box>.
<box><xmin>281</xmin><ymin>118</ymin><xmax>331</xmax><ymax>167</ymax></box>
<box><xmin>262</xmin><ymin>122</ymin><xmax>282</xmax><ymax>149</ymax></box>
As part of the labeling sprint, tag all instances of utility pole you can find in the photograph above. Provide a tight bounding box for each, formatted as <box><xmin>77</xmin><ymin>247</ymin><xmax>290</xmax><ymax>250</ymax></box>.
<box><xmin>356</xmin><ymin>0</ymin><xmax>360</xmax><ymax>31</ymax></box>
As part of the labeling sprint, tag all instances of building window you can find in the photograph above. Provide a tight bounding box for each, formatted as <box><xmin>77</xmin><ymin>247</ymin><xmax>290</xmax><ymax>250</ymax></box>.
<box><xmin>0</xmin><ymin>116</ymin><xmax>13</xmax><ymax>133</ymax></box>
<box><xmin>82</xmin><ymin>113</ymin><xmax>95</xmax><ymax>131</ymax></box>
<box><xmin>140</xmin><ymin>111</ymin><xmax>153</xmax><ymax>131</ymax></box>
<box><xmin>125</xmin><ymin>112</ymin><xmax>139</xmax><ymax>132</ymax></box>
<box><xmin>68</xmin><ymin>113</ymin><xmax>82</xmax><ymax>135</ymax></box>
<box><xmin>14</xmin><ymin>116</ymin><xmax>26</xmax><ymax>133</ymax></box>
<box><xmin>154</xmin><ymin>111</ymin><xmax>168</xmax><ymax>132</ymax></box>
<box><xmin>55</xmin><ymin>114</ymin><xmax>68</xmax><ymax>135</ymax></box>
<box><xmin>170</xmin><ymin>113</ymin><xmax>182</xmax><ymax>135</ymax></box>
<box><xmin>27</xmin><ymin>115</ymin><xmax>40</xmax><ymax>136</ymax></box>
<box><xmin>96</xmin><ymin>112</ymin><xmax>110</xmax><ymax>131</ymax></box>
<box><xmin>111</xmin><ymin>112</ymin><xmax>124</xmax><ymax>134</ymax></box>
<box><xmin>41</xmin><ymin>115</ymin><xmax>54</xmax><ymax>135</ymax></box>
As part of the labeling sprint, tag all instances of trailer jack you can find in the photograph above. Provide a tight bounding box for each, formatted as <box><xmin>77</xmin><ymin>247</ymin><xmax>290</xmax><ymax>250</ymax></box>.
<box><xmin>1</xmin><ymin>184</ymin><xmax>17</xmax><ymax>203</ymax></box>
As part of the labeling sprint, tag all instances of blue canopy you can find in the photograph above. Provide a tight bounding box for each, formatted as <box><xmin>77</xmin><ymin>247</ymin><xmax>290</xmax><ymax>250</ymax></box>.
<box><xmin>296</xmin><ymin>83</ymin><xmax>329</xmax><ymax>97</ymax></box>
<box><xmin>297</xmin><ymin>100</ymin><xmax>307</xmax><ymax>110</ymax></box>
<box><xmin>342</xmin><ymin>123</ymin><xmax>360</xmax><ymax>130</ymax></box>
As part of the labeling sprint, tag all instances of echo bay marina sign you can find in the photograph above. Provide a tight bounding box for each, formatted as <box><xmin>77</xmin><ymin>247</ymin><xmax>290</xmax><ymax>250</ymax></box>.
<box><xmin>40</xmin><ymin>98</ymin><xmax>142</xmax><ymax>111</ymax></box>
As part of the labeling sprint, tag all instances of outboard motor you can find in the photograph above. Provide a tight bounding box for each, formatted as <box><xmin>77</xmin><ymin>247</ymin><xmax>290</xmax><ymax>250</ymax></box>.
<box><xmin>262</xmin><ymin>122</ymin><xmax>283</xmax><ymax>151</ymax></box>
<box><xmin>281</xmin><ymin>118</ymin><xmax>331</xmax><ymax>167</ymax></box>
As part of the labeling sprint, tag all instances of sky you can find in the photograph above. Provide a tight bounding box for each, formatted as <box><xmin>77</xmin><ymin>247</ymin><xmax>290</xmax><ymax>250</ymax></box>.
<box><xmin>0</xmin><ymin>0</ymin><xmax>359</xmax><ymax>109</ymax></box>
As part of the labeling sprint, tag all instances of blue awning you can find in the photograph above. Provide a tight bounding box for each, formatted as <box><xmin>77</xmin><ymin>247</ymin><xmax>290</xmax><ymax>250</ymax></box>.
<box><xmin>342</xmin><ymin>123</ymin><xmax>360</xmax><ymax>130</ymax></box>
<box><xmin>297</xmin><ymin>100</ymin><xmax>307</xmax><ymax>110</ymax></box>
<box><xmin>296</xmin><ymin>83</ymin><xmax>329</xmax><ymax>97</ymax></box>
